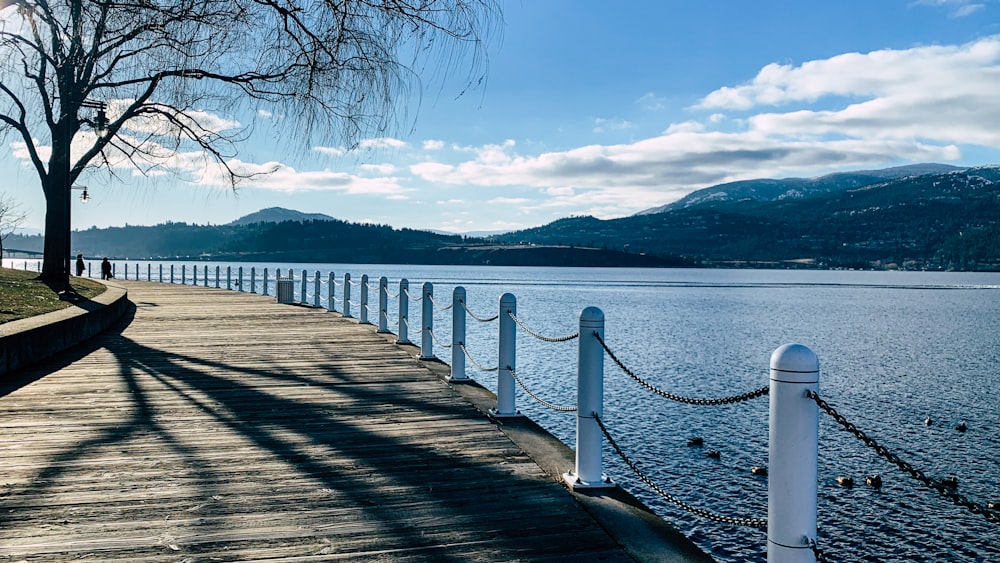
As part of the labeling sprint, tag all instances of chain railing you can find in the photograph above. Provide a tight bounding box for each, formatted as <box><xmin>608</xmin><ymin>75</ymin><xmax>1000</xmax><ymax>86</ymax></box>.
<box><xmin>460</xmin><ymin>343</ymin><xmax>498</xmax><ymax>372</ymax></box>
<box><xmin>428</xmin><ymin>328</ymin><xmax>452</xmax><ymax>349</ymax></box>
<box><xmin>459</xmin><ymin>299</ymin><xmax>499</xmax><ymax>322</ymax></box>
<box><xmin>595</xmin><ymin>413</ymin><xmax>768</xmax><ymax>528</ymax></box>
<box><xmin>596</xmin><ymin>333</ymin><xmax>770</xmax><ymax>405</ymax></box>
<box><xmin>508</xmin><ymin>311</ymin><xmax>579</xmax><ymax>343</ymax></box>
<box><xmin>807</xmin><ymin>390</ymin><xmax>1000</xmax><ymax>525</ymax></box>
<box><xmin>108</xmin><ymin>262</ymin><xmax>1000</xmax><ymax>562</ymax></box>
<box><xmin>508</xmin><ymin>368</ymin><xmax>577</xmax><ymax>412</ymax></box>
<box><xmin>428</xmin><ymin>293</ymin><xmax>454</xmax><ymax>311</ymax></box>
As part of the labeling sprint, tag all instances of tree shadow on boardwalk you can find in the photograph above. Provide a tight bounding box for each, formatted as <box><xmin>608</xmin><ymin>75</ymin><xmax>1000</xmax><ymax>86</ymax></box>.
<box><xmin>0</xmin><ymin>301</ymin><xmax>628</xmax><ymax>561</ymax></box>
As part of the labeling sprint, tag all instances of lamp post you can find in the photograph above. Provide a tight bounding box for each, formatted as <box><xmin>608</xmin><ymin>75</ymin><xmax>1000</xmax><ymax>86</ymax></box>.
<box><xmin>63</xmin><ymin>185</ymin><xmax>91</xmax><ymax>290</ymax></box>
<box><xmin>60</xmin><ymin>100</ymin><xmax>105</xmax><ymax>287</ymax></box>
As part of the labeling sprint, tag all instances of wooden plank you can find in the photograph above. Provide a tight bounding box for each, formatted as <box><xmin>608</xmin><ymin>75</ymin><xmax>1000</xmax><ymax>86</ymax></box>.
<box><xmin>0</xmin><ymin>282</ymin><xmax>635</xmax><ymax>561</ymax></box>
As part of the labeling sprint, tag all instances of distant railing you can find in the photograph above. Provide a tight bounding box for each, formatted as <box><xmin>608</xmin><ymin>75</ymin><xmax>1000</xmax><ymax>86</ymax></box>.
<box><xmin>16</xmin><ymin>257</ymin><xmax>998</xmax><ymax>562</ymax></box>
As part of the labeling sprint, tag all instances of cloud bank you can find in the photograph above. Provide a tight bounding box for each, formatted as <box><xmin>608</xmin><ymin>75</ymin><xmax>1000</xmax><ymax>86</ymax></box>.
<box><xmin>10</xmin><ymin>36</ymin><xmax>1000</xmax><ymax>225</ymax></box>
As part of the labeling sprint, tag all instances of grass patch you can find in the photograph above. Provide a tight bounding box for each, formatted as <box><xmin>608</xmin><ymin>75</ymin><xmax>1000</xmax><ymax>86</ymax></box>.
<box><xmin>0</xmin><ymin>268</ymin><xmax>107</xmax><ymax>324</ymax></box>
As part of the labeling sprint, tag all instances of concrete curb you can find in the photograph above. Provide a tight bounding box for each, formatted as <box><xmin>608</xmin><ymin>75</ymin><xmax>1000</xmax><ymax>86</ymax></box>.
<box><xmin>0</xmin><ymin>281</ymin><xmax>130</xmax><ymax>376</ymax></box>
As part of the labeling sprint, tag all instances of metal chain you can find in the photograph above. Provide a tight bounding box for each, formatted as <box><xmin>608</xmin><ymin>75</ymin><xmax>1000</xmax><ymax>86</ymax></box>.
<box><xmin>807</xmin><ymin>390</ymin><xmax>1000</xmax><ymax>525</ymax></box>
<box><xmin>594</xmin><ymin>413</ymin><xmax>767</xmax><ymax>528</ymax></box>
<box><xmin>508</xmin><ymin>368</ymin><xmax>577</xmax><ymax>412</ymax></box>
<box><xmin>808</xmin><ymin>537</ymin><xmax>834</xmax><ymax>563</ymax></box>
<box><xmin>403</xmin><ymin>288</ymin><xmax>423</xmax><ymax>302</ymax></box>
<box><xmin>428</xmin><ymin>328</ymin><xmax>453</xmax><ymax>348</ymax></box>
<box><xmin>459</xmin><ymin>299</ymin><xmax>500</xmax><ymax>323</ymax></box>
<box><xmin>459</xmin><ymin>343</ymin><xmax>498</xmax><ymax>372</ymax></box>
<box><xmin>400</xmin><ymin>317</ymin><xmax>410</xmax><ymax>329</ymax></box>
<box><xmin>386</xmin><ymin>289</ymin><xmax>399</xmax><ymax>298</ymax></box>
<box><xmin>508</xmin><ymin>311</ymin><xmax>579</xmax><ymax>343</ymax></box>
<box><xmin>428</xmin><ymin>293</ymin><xmax>454</xmax><ymax>311</ymax></box>
<box><xmin>595</xmin><ymin>333</ymin><xmax>769</xmax><ymax>405</ymax></box>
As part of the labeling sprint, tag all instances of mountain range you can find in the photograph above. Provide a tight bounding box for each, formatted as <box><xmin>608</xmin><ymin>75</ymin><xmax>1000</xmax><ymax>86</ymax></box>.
<box><xmin>6</xmin><ymin>164</ymin><xmax>999</xmax><ymax>270</ymax></box>
<box><xmin>636</xmin><ymin>163</ymin><xmax>961</xmax><ymax>214</ymax></box>
<box><xmin>498</xmin><ymin>164</ymin><xmax>999</xmax><ymax>270</ymax></box>
<box><xmin>228</xmin><ymin>207</ymin><xmax>336</xmax><ymax>226</ymax></box>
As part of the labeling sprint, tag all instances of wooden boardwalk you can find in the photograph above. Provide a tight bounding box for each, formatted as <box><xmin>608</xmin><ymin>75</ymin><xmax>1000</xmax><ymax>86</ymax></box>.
<box><xmin>0</xmin><ymin>282</ymin><xmax>706</xmax><ymax>562</ymax></box>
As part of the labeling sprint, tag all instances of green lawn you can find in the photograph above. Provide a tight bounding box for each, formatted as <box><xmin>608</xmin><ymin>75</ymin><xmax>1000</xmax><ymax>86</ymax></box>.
<box><xmin>0</xmin><ymin>268</ymin><xmax>107</xmax><ymax>324</ymax></box>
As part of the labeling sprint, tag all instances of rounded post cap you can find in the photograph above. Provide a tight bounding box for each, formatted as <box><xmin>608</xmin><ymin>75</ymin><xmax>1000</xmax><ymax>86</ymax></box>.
<box><xmin>500</xmin><ymin>292</ymin><xmax>516</xmax><ymax>304</ymax></box>
<box><xmin>579</xmin><ymin>306</ymin><xmax>604</xmax><ymax>324</ymax></box>
<box><xmin>770</xmin><ymin>343</ymin><xmax>819</xmax><ymax>379</ymax></box>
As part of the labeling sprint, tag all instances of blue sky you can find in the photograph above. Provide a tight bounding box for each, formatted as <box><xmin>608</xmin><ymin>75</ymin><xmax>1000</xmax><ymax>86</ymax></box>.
<box><xmin>5</xmin><ymin>0</ymin><xmax>1000</xmax><ymax>234</ymax></box>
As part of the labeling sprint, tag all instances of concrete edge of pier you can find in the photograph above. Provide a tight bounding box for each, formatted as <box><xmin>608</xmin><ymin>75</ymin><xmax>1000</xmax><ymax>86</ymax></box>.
<box><xmin>380</xmin><ymin>333</ymin><xmax>716</xmax><ymax>563</ymax></box>
<box><xmin>0</xmin><ymin>281</ymin><xmax>129</xmax><ymax>377</ymax></box>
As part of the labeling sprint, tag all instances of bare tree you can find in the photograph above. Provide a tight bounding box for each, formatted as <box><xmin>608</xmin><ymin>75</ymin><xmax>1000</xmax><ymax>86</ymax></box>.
<box><xmin>0</xmin><ymin>192</ymin><xmax>27</xmax><ymax>259</ymax></box>
<box><xmin>0</xmin><ymin>0</ymin><xmax>500</xmax><ymax>285</ymax></box>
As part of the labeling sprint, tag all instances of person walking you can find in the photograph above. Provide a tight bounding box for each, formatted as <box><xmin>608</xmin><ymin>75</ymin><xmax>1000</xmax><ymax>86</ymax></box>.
<box><xmin>100</xmin><ymin>257</ymin><xmax>113</xmax><ymax>280</ymax></box>
<box><xmin>75</xmin><ymin>254</ymin><xmax>85</xmax><ymax>277</ymax></box>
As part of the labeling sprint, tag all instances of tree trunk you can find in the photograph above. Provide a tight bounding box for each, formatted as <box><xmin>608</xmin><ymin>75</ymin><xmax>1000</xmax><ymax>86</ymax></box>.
<box><xmin>39</xmin><ymin>104</ymin><xmax>75</xmax><ymax>286</ymax></box>
<box><xmin>39</xmin><ymin>177</ymin><xmax>71</xmax><ymax>285</ymax></box>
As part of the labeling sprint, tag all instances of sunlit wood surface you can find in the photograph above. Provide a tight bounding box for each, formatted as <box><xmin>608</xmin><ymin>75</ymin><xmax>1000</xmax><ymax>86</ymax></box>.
<box><xmin>0</xmin><ymin>282</ymin><xmax>633</xmax><ymax>562</ymax></box>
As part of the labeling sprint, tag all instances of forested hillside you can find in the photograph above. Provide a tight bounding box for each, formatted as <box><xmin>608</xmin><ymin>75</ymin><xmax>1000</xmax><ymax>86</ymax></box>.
<box><xmin>6</xmin><ymin>166</ymin><xmax>999</xmax><ymax>270</ymax></box>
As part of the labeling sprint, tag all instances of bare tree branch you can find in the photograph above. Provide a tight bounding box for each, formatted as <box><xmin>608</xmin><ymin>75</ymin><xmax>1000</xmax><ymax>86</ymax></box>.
<box><xmin>0</xmin><ymin>0</ymin><xmax>500</xmax><ymax>282</ymax></box>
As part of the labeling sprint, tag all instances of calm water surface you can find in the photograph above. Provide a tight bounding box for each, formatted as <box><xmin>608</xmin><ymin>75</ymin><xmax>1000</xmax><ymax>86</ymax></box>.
<box><xmin>9</xmin><ymin>260</ymin><xmax>999</xmax><ymax>562</ymax></box>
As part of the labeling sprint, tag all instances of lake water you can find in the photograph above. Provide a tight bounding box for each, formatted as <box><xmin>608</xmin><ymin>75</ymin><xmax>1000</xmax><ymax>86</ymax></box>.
<box><xmin>8</xmin><ymin>259</ymin><xmax>1000</xmax><ymax>562</ymax></box>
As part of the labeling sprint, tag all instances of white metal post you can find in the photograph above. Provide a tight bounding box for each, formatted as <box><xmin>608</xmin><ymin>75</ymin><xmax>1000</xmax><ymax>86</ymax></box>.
<box><xmin>343</xmin><ymin>273</ymin><xmax>353</xmax><ymax>318</ymax></box>
<box><xmin>377</xmin><ymin>277</ymin><xmax>389</xmax><ymax>333</ymax></box>
<box><xmin>396</xmin><ymin>279</ymin><xmax>410</xmax><ymax>344</ymax></box>
<box><xmin>565</xmin><ymin>307</ymin><xmax>612</xmax><ymax>489</ymax></box>
<box><xmin>492</xmin><ymin>293</ymin><xmax>520</xmax><ymax>417</ymax></box>
<box><xmin>449</xmin><ymin>287</ymin><xmax>468</xmax><ymax>382</ymax></box>
<box><xmin>360</xmin><ymin>275</ymin><xmax>370</xmax><ymax>324</ymax></box>
<box><xmin>313</xmin><ymin>271</ymin><xmax>320</xmax><ymax>307</ymax></box>
<box><xmin>420</xmin><ymin>282</ymin><xmax>434</xmax><ymax>359</ymax></box>
<box><xmin>327</xmin><ymin>272</ymin><xmax>336</xmax><ymax>312</ymax></box>
<box><xmin>768</xmin><ymin>344</ymin><xmax>819</xmax><ymax>563</ymax></box>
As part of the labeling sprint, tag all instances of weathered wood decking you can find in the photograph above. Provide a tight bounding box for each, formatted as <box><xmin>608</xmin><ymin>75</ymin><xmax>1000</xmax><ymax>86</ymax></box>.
<box><xmin>0</xmin><ymin>282</ymin><xmax>709</xmax><ymax>562</ymax></box>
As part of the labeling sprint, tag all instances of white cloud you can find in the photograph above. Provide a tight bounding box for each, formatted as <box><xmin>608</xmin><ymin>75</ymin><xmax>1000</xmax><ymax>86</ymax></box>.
<box><xmin>637</xmin><ymin>92</ymin><xmax>666</xmax><ymax>111</ymax></box>
<box><xmin>359</xmin><ymin>163</ymin><xmax>397</xmax><ymax>175</ymax></box>
<box><xmin>116</xmin><ymin>102</ymin><xmax>241</xmax><ymax>136</ymax></box>
<box><xmin>696</xmin><ymin>36</ymin><xmax>1000</xmax><ymax>111</ymax></box>
<box><xmin>664</xmin><ymin>121</ymin><xmax>705</xmax><ymax>134</ymax></box>
<box><xmin>911</xmin><ymin>0</ymin><xmax>989</xmax><ymax>17</ymax></box>
<box><xmin>358</xmin><ymin>137</ymin><xmax>407</xmax><ymax>150</ymax></box>
<box><xmin>199</xmin><ymin>161</ymin><xmax>409</xmax><ymax>195</ymax></box>
<box><xmin>313</xmin><ymin>146</ymin><xmax>344</xmax><ymax>157</ymax></box>
<box><xmin>423</xmin><ymin>139</ymin><xmax>445</xmax><ymax>150</ymax></box>
<box><xmin>593</xmin><ymin>118</ymin><xmax>636</xmax><ymax>133</ymax></box>
<box><xmin>487</xmin><ymin>197</ymin><xmax>531</xmax><ymax>205</ymax></box>
<box><xmin>691</xmin><ymin>36</ymin><xmax>1000</xmax><ymax>148</ymax></box>
<box><xmin>407</xmin><ymin>33</ymin><xmax>1000</xmax><ymax>219</ymax></box>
